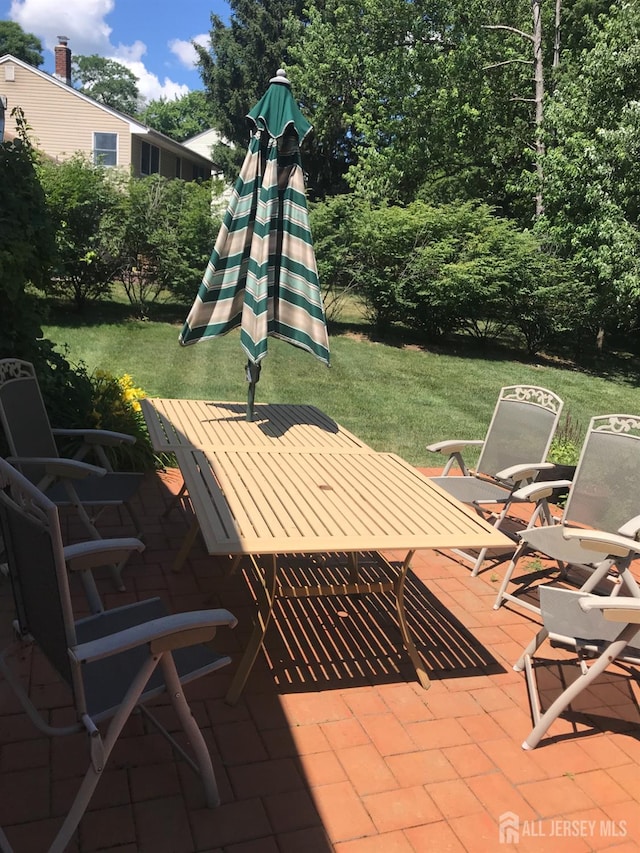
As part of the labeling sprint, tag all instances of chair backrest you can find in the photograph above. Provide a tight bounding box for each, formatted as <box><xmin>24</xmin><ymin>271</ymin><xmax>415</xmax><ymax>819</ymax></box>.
<box><xmin>476</xmin><ymin>385</ymin><xmax>564</xmax><ymax>478</ymax></box>
<box><xmin>564</xmin><ymin>414</ymin><xmax>640</xmax><ymax>533</ymax></box>
<box><xmin>0</xmin><ymin>358</ymin><xmax>59</xmax><ymax>469</ymax></box>
<box><xmin>0</xmin><ymin>457</ymin><xmax>77</xmax><ymax>693</ymax></box>
<box><xmin>540</xmin><ymin>586</ymin><xmax>640</xmax><ymax>648</ymax></box>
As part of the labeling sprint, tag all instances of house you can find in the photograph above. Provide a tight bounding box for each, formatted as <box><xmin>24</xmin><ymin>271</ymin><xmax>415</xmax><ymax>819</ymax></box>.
<box><xmin>181</xmin><ymin>127</ymin><xmax>223</xmax><ymax>162</ymax></box>
<box><xmin>0</xmin><ymin>38</ymin><xmax>216</xmax><ymax>181</ymax></box>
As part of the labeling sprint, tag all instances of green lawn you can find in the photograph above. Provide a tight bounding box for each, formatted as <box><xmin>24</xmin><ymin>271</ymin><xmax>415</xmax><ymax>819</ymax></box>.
<box><xmin>43</xmin><ymin>304</ymin><xmax>640</xmax><ymax>467</ymax></box>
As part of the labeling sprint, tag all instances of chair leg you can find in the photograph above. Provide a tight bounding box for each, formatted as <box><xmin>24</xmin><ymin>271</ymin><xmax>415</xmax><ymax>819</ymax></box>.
<box><xmin>160</xmin><ymin>654</ymin><xmax>220</xmax><ymax>807</ymax></box>
<box><xmin>493</xmin><ymin>540</ymin><xmax>529</xmax><ymax>610</ymax></box>
<box><xmin>513</xmin><ymin>625</ymin><xmax>549</xmax><ymax>672</ymax></box>
<box><xmin>48</xmin><ymin>655</ymin><xmax>160</xmax><ymax>853</ymax></box>
<box><xmin>0</xmin><ymin>825</ymin><xmax>12</xmax><ymax>853</ymax></box>
<box><xmin>521</xmin><ymin>631</ymin><xmax>634</xmax><ymax>750</ymax></box>
<box><xmin>470</xmin><ymin>546</ymin><xmax>489</xmax><ymax>577</ymax></box>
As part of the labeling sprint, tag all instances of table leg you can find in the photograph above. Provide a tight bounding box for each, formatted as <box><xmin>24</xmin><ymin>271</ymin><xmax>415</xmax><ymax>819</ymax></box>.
<box><xmin>225</xmin><ymin>554</ymin><xmax>278</xmax><ymax>705</ymax></box>
<box><xmin>347</xmin><ymin>552</ymin><xmax>359</xmax><ymax>585</ymax></box>
<box><xmin>394</xmin><ymin>550</ymin><xmax>431</xmax><ymax>690</ymax></box>
<box><xmin>172</xmin><ymin>517</ymin><xmax>200</xmax><ymax>573</ymax></box>
<box><xmin>163</xmin><ymin>481</ymin><xmax>187</xmax><ymax>519</ymax></box>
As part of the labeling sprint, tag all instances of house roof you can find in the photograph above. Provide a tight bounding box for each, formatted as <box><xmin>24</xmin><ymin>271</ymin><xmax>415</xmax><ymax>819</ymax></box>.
<box><xmin>0</xmin><ymin>53</ymin><xmax>218</xmax><ymax>170</ymax></box>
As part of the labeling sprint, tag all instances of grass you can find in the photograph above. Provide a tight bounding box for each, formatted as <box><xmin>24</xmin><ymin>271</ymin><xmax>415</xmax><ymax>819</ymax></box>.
<box><xmin>43</xmin><ymin>298</ymin><xmax>640</xmax><ymax>468</ymax></box>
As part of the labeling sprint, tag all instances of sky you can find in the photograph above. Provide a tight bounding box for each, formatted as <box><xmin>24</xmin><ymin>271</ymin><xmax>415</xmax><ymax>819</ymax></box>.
<box><xmin>1</xmin><ymin>0</ymin><xmax>231</xmax><ymax>101</ymax></box>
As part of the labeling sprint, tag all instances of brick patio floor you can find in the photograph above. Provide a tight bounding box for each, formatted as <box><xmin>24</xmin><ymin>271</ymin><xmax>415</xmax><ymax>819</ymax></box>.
<box><xmin>1</xmin><ymin>467</ymin><xmax>639</xmax><ymax>852</ymax></box>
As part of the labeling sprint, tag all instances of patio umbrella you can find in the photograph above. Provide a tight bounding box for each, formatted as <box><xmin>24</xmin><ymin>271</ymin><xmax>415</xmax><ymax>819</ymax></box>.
<box><xmin>179</xmin><ymin>69</ymin><xmax>330</xmax><ymax>421</ymax></box>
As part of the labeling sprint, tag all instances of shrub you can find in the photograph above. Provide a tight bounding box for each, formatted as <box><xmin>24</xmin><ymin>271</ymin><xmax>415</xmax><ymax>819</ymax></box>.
<box><xmin>37</xmin><ymin>154</ymin><xmax>125</xmax><ymax>310</ymax></box>
<box><xmin>118</xmin><ymin>175</ymin><xmax>220</xmax><ymax>313</ymax></box>
<box><xmin>547</xmin><ymin>412</ymin><xmax>583</xmax><ymax>466</ymax></box>
<box><xmin>83</xmin><ymin>369</ymin><xmax>158</xmax><ymax>471</ymax></box>
<box><xmin>401</xmin><ymin>203</ymin><xmax>559</xmax><ymax>344</ymax></box>
<box><xmin>0</xmin><ymin>119</ymin><xmax>55</xmax><ymax>360</ymax></box>
<box><xmin>33</xmin><ymin>355</ymin><xmax>158</xmax><ymax>473</ymax></box>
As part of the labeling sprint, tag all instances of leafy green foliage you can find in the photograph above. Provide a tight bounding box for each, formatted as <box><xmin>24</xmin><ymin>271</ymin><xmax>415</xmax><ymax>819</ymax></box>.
<box><xmin>536</xmin><ymin>3</ymin><xmax>640</xmax><ymax>346</ymax></box>
<box><xmin>80</xmin><ymin>369</ymin><xmax>158</xmax><ymax>471</ymax></box>
<box><xmin>72</xmin><ymin>54</ymin><xmax>140</xmax><ymax>114</ymax></box>
<box><xmin>195</xmin><ymin>0</ymin><xmax>339</xmax><ymax>192</ymax></box>
<box><xmin>37</xmin><ymin>155</ymin><xmax>125</xmax><ymax>310</ymax></box>
<box><xmin>292</xmin><ymin>0</ymin><xmax>535</xmax><ymax>211</ymax></box>
<box><xmin>312</xmin><ymin>195</ymin><xmax>573</xmax><ymax>352</ymax></box>
<box><xmin>0</xmin><ymin>120</ymin><xmax>54</xmax><ymax>360</ymax></box>
<box><xmin>547</xmin><ymin>413</ymin><xmax>582</xmax><ymax>476</ymax></box>
<box><xmin>137</xmin><ymin>91</ymin><xmax>214</xmax><ymax>142</ymax></box>
<box><xmin>117</xmin><ymin>175</ymin><xmax>220</xmax><ymax>313</ymax></box>
<box><xmin>0</xmin><ymin>20</ymin><xmax>43</xmax><ymax>66</ymax></box>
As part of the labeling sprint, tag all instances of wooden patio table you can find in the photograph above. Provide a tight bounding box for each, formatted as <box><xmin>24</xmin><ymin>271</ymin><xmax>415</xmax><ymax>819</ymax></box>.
<box><xmin>140</xmin><ymin>398</ymin><xmax>371</xmax><ymax>453</ymax></box>
<box><xmin>141</xmin><ymin>399</ymin><xmax>511</xmax><ymax>703</ymax></box>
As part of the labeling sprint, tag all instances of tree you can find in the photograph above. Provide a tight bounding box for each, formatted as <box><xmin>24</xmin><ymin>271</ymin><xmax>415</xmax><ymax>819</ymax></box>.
<box><xmin>38</xmin><ymin>155</ymin><xmax>125</xmax><ymax>310</ymax></box>
<box><xmin>72</xmin><ymin>55</ymin><xmax>140</xmax><ymax>114</ymax></box>
<box><xmin>194</xmin><ymin>0</ymin><xmax>343</xmax><ymax>193</ymax></box>
<box><xmin>0</xmin><ymin>109</ymin><xmax>54</xmax><ymax>359</ymax></box>
<box><xmin>538</xmin><ymin>2</ymin><xmax>640</xmax><ymax>351</ymax></box>
<box><xmin>0</xmin><ymin>20</ymin><xmax>43</xmax><ymax>66</ymax></box>
<box><xmin>117</xmin><ymin>174</ymin><xmax>220</xmax><ymax>313</ymax></box>
<box><xmin>484</xmin><ymin>0</ymin><xmax>546</xmax><ymax>217</ymax></box>
<box><xmin>292</xmin><ymin>0</ymin><xmax>537</xmax><ymax>213</ymax></box>
<box><xmin>137</xmin><ymin>90</ymin><xmax>214</xmax><ymax>142</ymax></box>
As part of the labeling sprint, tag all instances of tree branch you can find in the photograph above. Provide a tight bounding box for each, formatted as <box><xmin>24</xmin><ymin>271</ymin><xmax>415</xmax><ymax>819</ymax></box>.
<box><xmin>484</xmin><ymin>59</ymin><xmax>533</xmax><ymax>70</ymax></box>
<box><xmin>483</xmin><ymin>24</ymin><xmax>534</xmax><ymax>42</ymax></box>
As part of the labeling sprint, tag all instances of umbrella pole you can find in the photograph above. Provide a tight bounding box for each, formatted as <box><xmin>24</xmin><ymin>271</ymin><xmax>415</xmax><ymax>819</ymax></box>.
<box><xmin>245</xmin><ymin>361</ymin><xmax>261</xmax><ymax>421</ymax></box>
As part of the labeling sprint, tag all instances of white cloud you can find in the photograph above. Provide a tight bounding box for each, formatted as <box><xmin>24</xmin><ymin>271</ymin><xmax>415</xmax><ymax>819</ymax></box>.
<box><xmin>10</xmin><ymin>0</ymin><xmax>114</xmax><ymax>56</ymax></box>
<box><xmin>8</xmin><ymin>0</ymin><xmax>194</xmax><ymax>101</ymax></box>
<box><xmin>123</xmin><ymin>60</ymin><xmax>190</xmax><ymax>102</ymax></box>
<box><xmin>169</xmin><ymin>32</ymin><xmax>208</xmax><ymax>70</ymax></box>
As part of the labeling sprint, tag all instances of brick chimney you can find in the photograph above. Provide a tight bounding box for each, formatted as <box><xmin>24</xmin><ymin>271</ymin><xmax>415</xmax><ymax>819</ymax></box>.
<box><xmin>54</xmin><ymin>36</ymin><xmax>71</xmax><ymax>85</ymax></box>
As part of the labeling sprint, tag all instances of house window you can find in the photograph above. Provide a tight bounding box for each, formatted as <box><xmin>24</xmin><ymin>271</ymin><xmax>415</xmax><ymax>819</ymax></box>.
<box><xmin>192</xmin><ymin>163</ymin><xmax>208</xmax><ymax>180</ymax></box>
<box><xmin>141</xmin><ymin>141</ymin><xmax>160</xmax><ymax>175</ymax></box>
<box><xmin>93</xmin><ymin>132</ymin><xmax>117</xmax><ymax>166</ymax></box>
<box><xmin>175</xmin><ymin>157</ymin><xmax>182</xmax><ymax>178</ymax></box>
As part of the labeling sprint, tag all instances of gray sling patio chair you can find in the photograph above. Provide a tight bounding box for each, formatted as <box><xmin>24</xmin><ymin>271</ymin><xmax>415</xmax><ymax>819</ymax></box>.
<box><xmin>493</xmin><ymin>413</ymin><xmax>640</xmax><ymax>615</ymax></box>
<box><xmin>0</xmin><ymin>357</ymin><xmax>145</xmax><ymax>593</ymax></box>
<box><xmin>0</xmin><ymin>457</ymin><xmax>237</xmax><ymax>853</ymax></box>
<box><xmin>427</xmin><ymin>385</ymin><xmax>564</xmax><ymax>575</ymax></box>
<box><xmin>515</xmin><ymin>526</ymin><xmax>640</xmax><ymax>750</ymax></box>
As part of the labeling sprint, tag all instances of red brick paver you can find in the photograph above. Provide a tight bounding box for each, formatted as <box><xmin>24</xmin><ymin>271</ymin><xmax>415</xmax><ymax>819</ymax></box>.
<box><xmin>0</xmin><ymin>467</ymin><xmax>639</xmax><ymax>852</ymax></box>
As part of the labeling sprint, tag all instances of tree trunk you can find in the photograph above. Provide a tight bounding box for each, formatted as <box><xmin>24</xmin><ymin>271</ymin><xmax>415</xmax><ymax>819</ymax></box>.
<box><xmin>553</xmin><ymin>0</ymin><xmax>562</xmax><ymax>68</ymax></box>
<box><xmin>532</xmin><ymin>0</ymin><xmax>545</xmax><ymax>217</ymax></box>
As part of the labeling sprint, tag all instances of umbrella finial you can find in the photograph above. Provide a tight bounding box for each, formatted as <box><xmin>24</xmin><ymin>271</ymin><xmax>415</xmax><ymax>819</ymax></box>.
<box><xmin>270</xmin><ymin>68</ymin><xmax>290</xmax><ymax>85</ymax></box>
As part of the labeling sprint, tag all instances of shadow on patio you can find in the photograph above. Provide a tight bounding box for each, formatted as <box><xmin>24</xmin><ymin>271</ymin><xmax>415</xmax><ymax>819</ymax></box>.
<box><xmin>1</xmin><ymin>469</ymin><xmax>640</xmax><ymax>852</ymax></box>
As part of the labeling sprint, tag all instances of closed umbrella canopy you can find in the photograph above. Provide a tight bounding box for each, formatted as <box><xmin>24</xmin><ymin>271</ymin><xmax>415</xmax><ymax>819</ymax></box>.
<box><xmin>179</xmin><ymin>70</ymin><xmax>329</xmax><ymax>420</ymax></box>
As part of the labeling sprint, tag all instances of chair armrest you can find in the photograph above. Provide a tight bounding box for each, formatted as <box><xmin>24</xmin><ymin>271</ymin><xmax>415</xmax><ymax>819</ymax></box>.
<box><xmin>8</xmin><ymin>456</ymin><xmax>107</xmax><ymax>480</ymax></box>
<box><xmin>563</xmin><ymin>528</ymin><xmax>640</xmax><ymax>558</ymax></box>
<box><xmin>426</xmin><ymin>439</ymin><xmax>484</xmax><ymax>476</ymax></box>
<box><xmin>64</xmin><ymin>538</ymin><xmax>145</xmax><ymax>573</ymax></box>
<box><xmin>71</xmin><ymin>610</ymin><xmax>238</xmax><ymax>663</ymax></box>
<box><xmin>618</xmin><ymin>514</ymin><xmax>640</xmax><ymax>539</ymax></box>
<box><xmin>512</xmin><ymin>479</ymin><xmax>573</xmax><ymax>502</ymax></box>
<box><xmin>426</xmin><ymin>439</ymin><xmax>484</xmax><ymax>454</ymax></box>
<box><xmin>495</xmin><ymin>461</ymin><xmax>556</xmax><ymax>483</ymax></box>
<box><xmin>579</xmin><ymin>596</ymin><xmax>640</xmax><ymax>623</ymax></box>
<box><xmin>53</xmin><ymin>428</ymin><xmax>136</xmax><ymax>447</ymax></box>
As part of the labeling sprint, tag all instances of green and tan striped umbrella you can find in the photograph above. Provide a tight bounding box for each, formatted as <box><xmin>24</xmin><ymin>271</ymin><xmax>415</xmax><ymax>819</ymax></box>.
<box><xmin>179</xmin><ymin>70</ymin><xmax>330</xmax><ymax>420</ymax></box>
